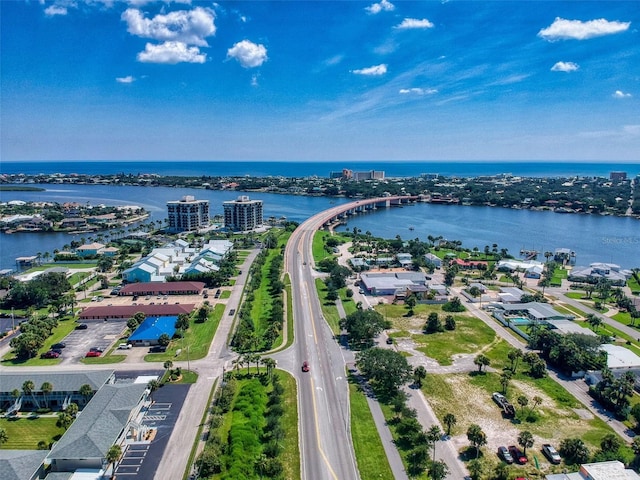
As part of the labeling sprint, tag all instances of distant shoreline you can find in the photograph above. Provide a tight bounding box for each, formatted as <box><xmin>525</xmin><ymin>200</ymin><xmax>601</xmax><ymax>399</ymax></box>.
<box><xmin>0</xmin><ymin>186</ymin><xmax>45</xmax><ymax>192</ymax></box>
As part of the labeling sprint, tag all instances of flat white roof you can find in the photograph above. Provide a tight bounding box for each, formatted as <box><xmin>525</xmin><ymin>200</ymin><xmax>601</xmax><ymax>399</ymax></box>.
<box><xmin>601</xmin><ymin>345</ymin><xmax>640</xmax><ymax>370</ymax></box>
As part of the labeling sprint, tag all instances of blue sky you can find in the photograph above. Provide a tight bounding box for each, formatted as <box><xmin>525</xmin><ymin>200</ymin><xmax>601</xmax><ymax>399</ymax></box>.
<box><xmin>1</xmin><ymin>0</ymin><xmax>638</xmax><ymax>162</ymax></box>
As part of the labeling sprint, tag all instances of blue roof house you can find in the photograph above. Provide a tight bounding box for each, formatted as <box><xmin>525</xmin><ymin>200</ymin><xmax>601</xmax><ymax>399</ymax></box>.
<box><xmin>129</xmin><ymin>316</ymin><xmax>177</xmax><ymax>345</ymax></box>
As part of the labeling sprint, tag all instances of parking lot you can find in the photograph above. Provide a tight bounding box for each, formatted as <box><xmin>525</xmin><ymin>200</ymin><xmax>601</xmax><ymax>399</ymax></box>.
<box><xmin>58</xmin><ymin>319</ymin><xmax>128</xmax><ymax>364</ymax></box>
<box><xmin>114</xmin><ymin>384</ymin><xmax>190</xmax><ymax>480</ymax></box>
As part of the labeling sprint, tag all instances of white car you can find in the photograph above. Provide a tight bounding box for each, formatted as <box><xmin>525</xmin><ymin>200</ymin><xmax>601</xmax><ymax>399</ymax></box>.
<box><xmin>118</xmin><ymin>343</ymin><xmax>132</xmax><ymax>350</ymax></box>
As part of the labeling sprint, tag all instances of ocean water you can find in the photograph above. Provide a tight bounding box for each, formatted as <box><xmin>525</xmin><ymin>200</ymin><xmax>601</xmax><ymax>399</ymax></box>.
<box><xmin>2</xmin><ymin>160</ymin><xmax>639</xmax><ymax>179</ymax></box>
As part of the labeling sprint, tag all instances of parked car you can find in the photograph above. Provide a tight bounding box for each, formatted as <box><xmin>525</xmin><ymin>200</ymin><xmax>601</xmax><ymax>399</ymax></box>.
<box><xmin>118</xmin><ymin>343</ymin><xmax>132</xmax><ymax>350</ymax></box>
<box><xmin>85</xmin><ymin>351</ymin><xmax>101</xmax><ymax>357</ymax></box>
<box><xmin>229</xmin><ymin>309</ymin><xmax>236</xmax><ymax>316</ymax></box>
<box><xmin>51</xmin><ymin>342</ymin><xmax>66</xmax><ymax>349</ymax></box>
<box><xmin>386</xmin><ymin>337</ymin><xmax>394</xmax><ymax>345</ymax></box>
<box><xmin>51</xmin><ymin>348</ymin><xmax>63</xmax><ymax>355</ymax></box>
<box><xmin>302</xmin><ymin>361</ymin><xmax>310</xmax><ymax>372</ymax></box>
<box><xmin>542</xmin><ymin>444</ymin><xmax>562</xmax><ymax>464</ymax></box>
<box><xmin>76</xmin><ymin>323</ymin><xmax>88</xmax><ymax>330</ymax></box>
<box><xmin>150</xmin><ymin>345</ymin><xmax>167</xmax><ymax>353</ymax></box>
<box><xmin>497</xmin><ymin>446</ymin><xmax>514</xmax><ymax>464</ymax></box>
<box><xmin>41</xmin><ymin>350</ymin><xmax>60</xmax><ymax>359</ymax></box>
<box><xmin>89</xmin><ymin>347</ymin><xmax>104</xmax><ymax>353</ymax></box>
<box><xmin>508</xmin><ymin>445</ymin><xmax>527</xmax><ymax>465</ymax></box>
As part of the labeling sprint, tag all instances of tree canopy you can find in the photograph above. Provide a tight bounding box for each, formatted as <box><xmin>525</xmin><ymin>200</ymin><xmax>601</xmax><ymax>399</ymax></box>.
<box><xmin>356</xmin><ymin>347</ymin><xmax>412</xmax><ymax>397</ymax></box>
<box><xmin>340</xmin><ymin>309</ymin><xmax>389</xmax><ymax>347</ymax></box>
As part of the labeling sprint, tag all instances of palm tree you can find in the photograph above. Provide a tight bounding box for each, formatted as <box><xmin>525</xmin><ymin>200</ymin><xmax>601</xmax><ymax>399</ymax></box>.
<box><xmin>41</xmin><ymin>382</ymin><xmax>53</xmax><ymax>408</ymax></box>
<box><xmin>0</xmin><ymin>427</ymin><xmax>8</xmax><ymax>445</ymax></box>
<box><xmin>413</xmin><ymin>366</ymin><xmax>427</xmax><ymax>388</ymax></box>
<box><xmin>22</xmin><ymin>380</ymin><xmax>40</xmax><ymax>409</ymax></box>
<box><xmin>106</xmin><ymin>444</ymin><xmax>123</xmax><ymax>479</ymax></box>
<box><xmin>500</xmin><ymin>369</ymin><xmax>513</xmax><ymax>394</ymax></box>
<box><xmin>517</xmin><ymin>430</ymin><xmax>534</xmax><ymax>455</ymax></box>
<box><xmin>262</xmin><ymin>358</ymin><xmax>277</xmax><ymax>378</ymax></box>
<box><xmin>473</xmin><ymin>354</ymin><xmax>490</xmax><ymax>372</ymax></box>
<box><xmin>79</xmin><ymin>384</ymin><xmax>94</xmax><ymax>405</ymax></box>
<box><xmin>147</xmin><ymin>380</ymin><xmax>160</xmax><ymax>401</ymax></box>
<box><xmin>426</xmin><ymin>425</ymin><xmax>442</xmax><ymax>460</ymax></box>
<box><xmin>443</xmin><ymin>413</ymin><xmax>456</xmax><ymax>436</ymax></box>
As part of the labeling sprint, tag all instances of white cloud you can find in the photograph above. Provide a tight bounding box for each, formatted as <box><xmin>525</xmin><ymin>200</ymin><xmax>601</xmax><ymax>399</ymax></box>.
<box><xmin>538</xmin><ymin>17</ymin><xmax>630</xmax><ymax>41</ymax></box>
<box><xmin>44</xmin><ymin>5</ymin><xmax>68</xmax><ymax>16</ymax></box>
<box><xmin>352</xmin><ymin>64</ymin><xmax>387</xmax><ymax>76</ymax></box>
<box><xmin>227</xmin><ymin>40</ymin><xmax>268</xmax><ymax>68</ymax></box>
<box><xmin>365</xmin><ymin>0</ymin><xmax>394</xmax><ymax>15</ymax></box>
<box><xmin>116</xmin><ymin>75</ymin><xmax>136</xmax><ymax>83</ymax></box>
<box><xmin>399</xmin><ymin>88</ymin><xmax>437</xmax><ymax>95</ymax></box>
<box><xmin>395</xmin><ymin>18</ymin><xmax>434</xmax><ymax>30</ymax></box>
<box><xmin>613</xmin><ymin>90</ymin><xmax>632</xmax><ymax>99</ymax></box>
<box><xmin>551</xmin><ymin>61</ymin><xmax>579</xmax><ymax>72</ymax></box>
<box><xmin>122</xmin><ymin>7</ymin><xmax>215</xmax><ymax>47</ymax></box>
<box><xmin>137</xmin><ymin>42</ymin><xmax>206</xmax><ymax>64</ymax></box>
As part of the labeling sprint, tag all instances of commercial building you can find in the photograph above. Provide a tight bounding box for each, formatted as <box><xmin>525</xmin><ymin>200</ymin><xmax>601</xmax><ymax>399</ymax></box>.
<box><xmin>166</xmin><ymin>196</ymin><xmax>210</xmax><ymax>233</ymax></box>
<box><xmin>546</xmin><ymin>460</ymin><xmax>639</xmax><ymax>479</ymax></box>
<box><xmin>223</xmin><ymin>195</ymin><xmax>263</xmax><ymax>232</ymax></box>
<box><xmin>128</xmin><ymin>316</ymin><xmax>177</xmax><ymax>345</ymax></box>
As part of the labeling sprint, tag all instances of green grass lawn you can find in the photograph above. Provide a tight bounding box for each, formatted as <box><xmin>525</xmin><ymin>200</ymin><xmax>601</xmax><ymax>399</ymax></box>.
<box><xmin>219</xmin><ymin>290</ymin><xmax>231</xmax><ymax>299</ymax></box>
<box><xmin>277</xmin><ymin>370</ymin><xmax>301</xmax><ymax>480</ymax></box>
<box><xmin>144</xmin><ymin>303</ymin><xmax>224</xmax><ymax>362</ymax></box>
<box><xmin>315</xmin><ymin>278</ymin><xmax>341</xmax><ymax>334</ymax></box>
<box><xmin>411</xmin><ymin>315</ymin><xmax>499</xmax><ymax>366</ymax></box>
<box><xmin>0</xmin><ymin>416</ymin><xmax>65</xmax><ymax>450</ymax></box>
<box><xmin>312</xmin><ymin>230</ymin><xmax>335</xmax><ymax>264</ymax></box>
<box><xmin>81</xmin><ymin>354</ymin><xmax>127</xmax><ymax>365</ymax></box>
<box><xmin>348</xmin><ymin>373</ymin><xmax>395</xmax><ymax>480</ymax></box>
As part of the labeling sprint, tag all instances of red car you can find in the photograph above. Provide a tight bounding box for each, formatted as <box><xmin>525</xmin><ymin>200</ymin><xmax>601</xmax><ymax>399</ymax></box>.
<box><xmin>41</xmin><ymin>350</ymin><xmax>60</xmax><ymax>359</ymax></box>
<box><xmin>85</xmin><ymin>351</ymin><xmax>101</xmax><ymax>358</ymax></box>
<box><xmin>301</xmin><ymin>361</ymin><xmax>310</xmax><ymax>372</ymax></box>
<box><xmin>508</xmin><ymin>445</ymin><xmax>528</xmax><ymax>465</ymax></box>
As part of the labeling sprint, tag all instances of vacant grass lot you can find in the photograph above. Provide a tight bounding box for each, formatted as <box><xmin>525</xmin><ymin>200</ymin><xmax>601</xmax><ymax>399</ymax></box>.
<box><xmin>0</xmin><ymin>416</ymin><xmax>64</xmax><ymax>450</ymax></box>
<box><xmin>315</xmin><ymin>278</ymin><xmax>341</xmax><ymax>334</ymax></box>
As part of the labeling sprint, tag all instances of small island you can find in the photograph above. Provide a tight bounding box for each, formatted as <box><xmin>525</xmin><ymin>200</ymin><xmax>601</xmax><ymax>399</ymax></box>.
<box><xmin>0</xmin><ymin>201</ymin><xmax>149</xmax><ymax>234</ymax></box>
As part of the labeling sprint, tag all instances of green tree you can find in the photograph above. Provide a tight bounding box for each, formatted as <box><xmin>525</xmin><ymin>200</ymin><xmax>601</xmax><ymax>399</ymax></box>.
<box><xmin>413</xmin><ymin>366</ymin><xmax>427</xmax><ymax>388</ymax></box>
<box><xmin>466</xmin><ymin>424</ymin><xmax>487</xmax><ymax>458</ymax></box>
<box><xmin>474</xmin><ymin>354</ymin><xmax>490</xmax><ymax>372</ymax></box>
<box><xmin>500</xmin><ymin>369</ymin><xmax>513</xmax><ymax>394</ymax></box>
<box><xmin>559</xmin><ymin>437</ymin><xmax>591</xmax><ymax>465</ymax></box>
<box><xmin>517</xmin><ymin>430</ymin><xmax>534</xmax><ymax>455</ymax></box>
<box><xmin>79</xmin><ymin>384</ymin><xmax>94</xmax><ymax>405</ymax></box>
<box><xmin>106</xmin><ymin>444</ymin><xmax>122</xmax><ymax>478</ymax></box>
<box><xmin>40</xmin><ymin>381</ymin><xmax>53</xmax><ymax>408</ymax></box>
<box><xmin>443</xmin><ymin>413</ymin><xmax>456</xmax><ymax>436</ymax></box>
<box><xmin>147</xmin><ymin>379</ymin><xmax>160</xmax><ymax>401</ymax></box>
<box><xmin>0</xmin><ymin>427</ymin><xmax>8</xmax><ymax>445</ymax></box>
<box><xmin>405</xmin><ymin>294</ymin><xmax>417</xmax><ymax>316</ymax></box>
<box><xmin>22</xmin><ymin>380</ymin><xmax>40</xmax><ymax>409</ymax></box>
<box><xmin>426</xmin><ymin>424</ymin><xmax>442</xmax><ymax>460</ymax></box>
<box><xmin>65</xmin><ymin>402</ymin><xmax>79</xmax><ymax>417</ymax></box>
<box><xmin>516</xmin><ymin>395</ymin><xmax>529</xmax><ymax>411</ymax></box>
<box><xmin>444</xmin><ymin>314</ymin><xmax>456</xmax><ymax>331</ymax></box>
<box><xmin>424</xmin><ymin>312</ymin><xmax>442</xmax><ymax>334</ymax></box>
<box><xmin>428</xmin><ymin>460</ymin><xmax>449</xmax><ymax>480</ymax></box>
<box><xmin>57</xmin><ymin>412</ymin><xmax>73</xmax><ymax>430</ymax></box>
<box><xmin>157</xmin><ymin>333</ymin><xmax>171</xmax><ymax>347</ymax></box>
<box><xmin>340</xmin><ymin>309</ymin><xmax>388</xmax><ymax>347</ymax></box>
<box><xmin>467</xmin><ymin>458</ymin><xmax>484</xmax><ymax>480</ymax></box>
<box><xmin>356</xmin><ymin>347</ymin><xmax>412</xmax><ymax>398</ymax></box>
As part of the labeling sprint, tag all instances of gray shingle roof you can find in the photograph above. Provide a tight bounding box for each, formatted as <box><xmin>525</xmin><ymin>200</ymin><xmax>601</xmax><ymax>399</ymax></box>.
<box><xmin>1</xmin><ymin>371</ymin><xmax>114</xmax><ymax>394</ymax></box>
<box><xmin>0</xmin><ymin>450</ymin><xmax>48</xmax><ymax>480</ymax></box>
<box><xmin>48</xmin><ymin>383</ymin><xmax>147</xmax><ymax>462</ymax></box>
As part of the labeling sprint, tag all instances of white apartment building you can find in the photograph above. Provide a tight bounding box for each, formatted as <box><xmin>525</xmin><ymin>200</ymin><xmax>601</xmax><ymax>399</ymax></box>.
<box><xmin>166</xmin><ymin>196</ymin><xmax>210</xmax><ymax>232</ymax></box>
<box><xmin>223</xmin><ymin>195</ymin><xmax>263</xmax><ymax>232</ymax></box>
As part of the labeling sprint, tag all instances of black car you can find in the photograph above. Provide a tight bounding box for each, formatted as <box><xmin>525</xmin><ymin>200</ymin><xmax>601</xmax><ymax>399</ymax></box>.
<box><xmin>89</xmin><ymin>347</ymin><xmax>104</xmax><ymax>353</ymax></box>
<box><xmin>76</xmin><ymin>323</ymin><xmax>88</xmax><ymax>330</ymax></box>
<box><xmin>150</xmin><ymin>345</ymin><xmax>167</xmax><ymax>353</ymax></box>
<box><xmin>52</xmin><ymin>342</ymin><xmax>66</xmax><ymax>349</ymax></box>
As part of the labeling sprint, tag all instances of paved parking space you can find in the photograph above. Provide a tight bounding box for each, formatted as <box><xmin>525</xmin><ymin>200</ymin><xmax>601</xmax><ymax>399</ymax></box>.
<box><xmin>114</xmin><ymin>384</ymin><xmax>190</xmax><ymax>480</ymax></box>
<box><xmin>58</xmin><ymin>319</ymin><xmax>127</xmax><ymax>364</ymax></box>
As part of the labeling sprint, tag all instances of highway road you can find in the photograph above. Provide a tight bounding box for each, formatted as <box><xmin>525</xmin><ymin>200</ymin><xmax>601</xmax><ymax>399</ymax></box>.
<box><xmin>286</xmin><ymin>209</ymin><xmax>361</xmax><ymax>480</ymax></box>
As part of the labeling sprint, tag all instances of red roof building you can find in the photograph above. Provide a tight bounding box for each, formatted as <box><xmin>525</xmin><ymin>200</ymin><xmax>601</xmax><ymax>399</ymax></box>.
<box><xmin>79</xmin><ymin>304</ymin><xmax>195</xmax><ymax>320</ymax></box>
<box><xmin>118</xmin><ymin>282</ymin><xmax>205</xmax><ymax>296</ymax></box>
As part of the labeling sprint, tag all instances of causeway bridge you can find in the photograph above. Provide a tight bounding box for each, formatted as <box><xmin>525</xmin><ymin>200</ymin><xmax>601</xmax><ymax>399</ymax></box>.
<box><xmin>316</xmin><ymin>195</ymin><xmax>420</xmax><ymax>229</ymax></box>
